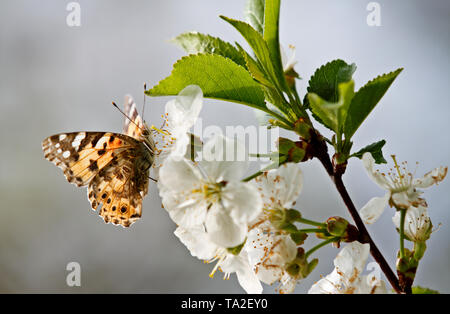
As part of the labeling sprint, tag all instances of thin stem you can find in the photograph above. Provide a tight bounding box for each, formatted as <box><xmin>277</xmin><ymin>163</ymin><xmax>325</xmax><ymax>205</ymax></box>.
<box><xmin>242</xmin><ymin>170</ymin><xmax>264</xmax><ymax>182</ymax></box>
<box><xmin>296</xmin><ymin>216</ymin><xmax>327</xmax><ymax>228</ymax></box>
<box><xmin>298</xmin><ymin>228</ymin><xmax>328</xmax><ymax>234</ymax></box>
<box><xmin>305</xmin><ymin>237</ymin><xmax>340</xmax><ymax>259</ymax></box>
<box><xmin>399</xmin><ymin>208</ymin><xmax>407</xmax><ymax>259</ymax></box>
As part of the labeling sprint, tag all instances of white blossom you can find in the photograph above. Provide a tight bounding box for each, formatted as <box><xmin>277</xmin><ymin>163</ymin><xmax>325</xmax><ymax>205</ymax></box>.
<box><xmin>308</xmin><ymin>242</ymin><xmax>387</xmax><ymax>294</ymax></box>
<box><xmin>245</xmin><ymin>227</ymin><xmax>298</xmax><ymax>293</ymax></box>
<box><xmin>254</xmin><ymin>162</ymin><xmax>303</xmax><ymax>212</ymax></box>
<box><xmin>360</xmin><ymin>152</ymin><xmax>447</xmax><ymax>224</ymax></box>
<box><xmin>243</xmin><ymin>163</ymin><xmax>303</xmax><ymax>293</ymax></box>
<box><xmin>281</xmin><ymin>44</ymin><xmax>298</xmax><ymax>74</ymax></box>
<box><xmin>158</xmin><ymin>135</ymin><xmax>262</xmax><ymax>248</ymax></box>
<box><xmin>392</xmin><ymin>205</ymin><xmax>432</xmax><ymax>243</ymax></box>
<box><xmin>174</xmin><ymin>226</ymin><xmax>263</xmax><ymax>294</ymax></box>
<box><xmin>153</xmin><ymin>85</ymin><xmax>203</xmax><ymax>168</ymax></box>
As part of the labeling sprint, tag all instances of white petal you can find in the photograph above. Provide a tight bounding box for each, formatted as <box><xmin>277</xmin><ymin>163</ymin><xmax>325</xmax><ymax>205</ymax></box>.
<box><xmin>413</xmin><ymin>166</ymin><xmax>448</xmax><ymax>188</ymax></box>
<box><xmin>254</xmin><ymin>163</ymin><xmax>303</xmax><ymax>209</ymax></box>
<box><xmin>246</xmin><ymin>229</ymin><xmax>297</xmax><ymax>285</ymax></box>
<box><xmin>174</xmin><ymin>226</ymin><xmax>218</xmax><ymax>260</ymax></box>
<box><xmin>165</xmin><ymin>85</ymin><xmax>203</xmax><ymax>131</ymax></box>
<box><xmin>334</xmin><ymin>242</ymin><xmax>370</xmax><ymax>279</ymax></box>
<box><xmin>158</xmin><ymin>156</ymin><xmax>202</xmax><ymax>192</ymax></box>
<box><xmin>362</xmin><ymin>152</ymin><xmax>391</xmax><ymax>190</ymax></box>
<box><xmin>205</xmin><ymin>203</ymin><xmax>248</xmax><ymax>248</ymax></box>
<box><xmin>221</xmin><ymin>182</ymin><xmax>263</xmax><ymax>224</ymax></box>
<box><xmin>281</xmin><ymin>45</ymin><xmax>298</xmax><ymax>72</ymax></box>
<box><xmin>392</xmin><ymin>205</ymin><xmax>432</xmax><ymax>242</ymax></box>
<box><xmin>201</xmin><ymin>135</ymin><xmax>248</xmax><ymax>182</ymax></box>
<box><xmin>308</xmin><ymin>271</ymin><xmax>341</xmax><ymax>294</ymax></box>
<box><xmin>220</xmin><ymin>251</ymin><xmax>263</xmax><ymax>294</ymax></box>
<box><xmin>160</xmin><ymin>191</ymin><xmax>206</xmax><ymax>228</ymax></box>
<box><xmin>360</xmin><ymin>193</ymin><xmax>390</xmax><ymax>224</ymax></box>
<box><xmin>279</xmin><ymin>274</ymin><xmax>297</xmax><ymax>294</ymax></box>
<box><xmin>358</xmin><ymin>275</ymin><xmax>388</xmax><ymax>294</ymax></box>
<box><xmin>391</xmin><ymin>191</ymin><xmax>411</xmax><ymax>209</ymax></box>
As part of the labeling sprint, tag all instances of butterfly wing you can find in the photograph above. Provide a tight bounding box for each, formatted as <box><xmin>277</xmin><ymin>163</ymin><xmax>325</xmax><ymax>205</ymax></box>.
<box><xmin>42</xmin><ymin>132</ymin><xmax>152</xmax><ymax>227</ymax></box>
<box><xmin>87</xmin><ymin>145</ymin><xmax>151</xmax><ymax>227</ymax></box>
<box><xmin>123</xmin><ymin>95</ymin><xmax>144</xmax><ymax>140</ymax></box>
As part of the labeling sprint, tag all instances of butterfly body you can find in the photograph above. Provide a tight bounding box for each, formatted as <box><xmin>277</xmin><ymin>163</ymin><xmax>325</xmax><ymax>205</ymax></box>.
<box><xmin>42</xmin><ymin>96</ymin><xmax>155</xmax><ymax>227</ymax></box>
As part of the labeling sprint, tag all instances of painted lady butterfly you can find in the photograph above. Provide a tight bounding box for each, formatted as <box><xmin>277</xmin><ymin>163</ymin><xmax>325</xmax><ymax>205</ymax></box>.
<box><xmin>42</xmin><ymin>96</ymin><xmax>155</xmax><ymax>227</ymax></box>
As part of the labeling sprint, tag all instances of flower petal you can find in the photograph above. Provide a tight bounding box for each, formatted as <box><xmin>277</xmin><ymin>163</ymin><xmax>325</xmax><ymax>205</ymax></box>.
<box><xmin>413</xmin><ymin>166</ymin><xmax>448</xmax><ymax>188</ymax></box>
<box><xmin>220</xmin><ymin>251</ymin><xmax>263</xmax><ymax>294</ymax></box>
<box><xmin>254</xmin><ymin>163</ymin><xmax>303</xmax><ymax>209</ymax></box>
<box><xmin>308</xmin><ymin>270</ymin><xmax>341</xmax><ymax>294</ymax></box>
<box><xmin>174</xmin><ymin>226</ymin><xmax>218</xmax><ymax>260</ymax></box>
<box><xmin>360</xmin><ymin>193</ymin><xmax>390</xmax><ymax>224</ymax></box>
<box><xmin>392</xmin><ymin>205</ymin><xmax>432</xmax><ymax>242</ymax></box>
<box><xmin>246</xmin><ymin>228</ymin><xmax>297</xmax><ymax>285</ymax></box>
<box><xmin>160</xmin><ymin>191</ymin><xmax>207</xmax><ymax>228</ymax></box>
<box><xmin>334</xmin><ymin>242</ymin><xmax>370</xmax><ymax>279</ymax></box>
<box><xmin>158</xmin><ymin>156</ymin><xmax>202</xmax><ymax>192</ymax></box>
<box><xmin>200</xmin><ymin>135</ymin><xmax>248</xmax><ymax>182</ymax></box>
<box><xmin>165</xmin><ymin>85</ymin><xmax>203</xmax><ymax>131</ymax></box>
<box><xmin>221</xmin><ymin>182</ymin><xmax>263</xmax><ymax>224</ymax></box>
<box><xmin>205</xmin><ymin>203</ymin><xmax>248</xmax><ymax>248</ymax></box>
<box><xmin>362</xmin><ymin>152</ymin><xmax>391</xmax><ymax>190</ymax></box>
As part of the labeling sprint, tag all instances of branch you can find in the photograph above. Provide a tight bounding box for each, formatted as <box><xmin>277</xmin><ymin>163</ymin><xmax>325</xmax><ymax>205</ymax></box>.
<box><xmin>310</xmin><ymin>132</ymin><xmax>403</xmax><ymax>294</ymax></box>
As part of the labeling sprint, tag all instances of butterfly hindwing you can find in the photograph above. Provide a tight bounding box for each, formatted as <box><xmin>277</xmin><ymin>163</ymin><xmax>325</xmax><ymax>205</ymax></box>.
<box><xmin>88</xmin><ymin>146</ymin><xmax>150</xmax><ymax>227</ymax></box>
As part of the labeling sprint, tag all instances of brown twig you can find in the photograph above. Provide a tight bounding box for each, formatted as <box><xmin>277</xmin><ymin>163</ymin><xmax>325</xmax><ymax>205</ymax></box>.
<box><xmin>309</xmin><ymin>131</ymin><xmax>403</xmax><ymax>294</ymax></box>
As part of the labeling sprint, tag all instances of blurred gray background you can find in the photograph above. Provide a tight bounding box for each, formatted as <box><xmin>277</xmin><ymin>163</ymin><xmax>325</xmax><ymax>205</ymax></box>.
<box><xmin>0</xmin><ymin>0</ymin><xmax>449</xmax><ymax>293</ymax></box>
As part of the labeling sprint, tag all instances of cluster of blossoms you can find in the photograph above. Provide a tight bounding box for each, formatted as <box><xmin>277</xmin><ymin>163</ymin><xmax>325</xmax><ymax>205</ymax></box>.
<box><xmin>359</xmin><ymin>153</ymin><xmax>447</xmax><ymax>241</ymax></box>
<box><xmin>359</xmin><ymin>152</ymin><xmax>447</xmax><ymax>279</ymax></box>
<box><xmin>152</xmin><ymin>85</ymin><xmax>407</xmax><ymax>294</ymax></box>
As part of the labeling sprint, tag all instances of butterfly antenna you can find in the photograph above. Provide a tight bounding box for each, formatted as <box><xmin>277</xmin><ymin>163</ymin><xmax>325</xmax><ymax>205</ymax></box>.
<box><xmin>142</xmin><ymin>82</ymin><xmax>147</xmax><ymax>123</ymax></box>
<box><xmin>112</xmin><ymin>101</ymin><xmax>145</xmax><ymax>132</ymax></box>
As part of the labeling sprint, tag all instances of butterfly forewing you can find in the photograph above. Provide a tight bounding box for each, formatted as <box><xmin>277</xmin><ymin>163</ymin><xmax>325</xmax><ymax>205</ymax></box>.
<box><xmin>123</xmin><ymin>95</ymin><xmax>145</xmax><ymax>140</ymax></box>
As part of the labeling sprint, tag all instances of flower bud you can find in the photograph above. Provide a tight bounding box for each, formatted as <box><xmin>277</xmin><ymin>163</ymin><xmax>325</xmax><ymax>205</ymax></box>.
<box><xmin>413</xmin><ymin>241</ymin><xmax>427</xmax><ymax>261</ymax></box>
<box><xmin>290</xmin><ymin>231</ymin><xmax>308</xmax><ymax>245</ymax></box>
<box><xmin>326</xmin><ymin>216</ymin><xmax>349</xmax><ymax>237</ymax></box>
<box><xmin>277</xmin><ymin>137</ymin><xmax>306</xmax><ymax>163</ymax></box>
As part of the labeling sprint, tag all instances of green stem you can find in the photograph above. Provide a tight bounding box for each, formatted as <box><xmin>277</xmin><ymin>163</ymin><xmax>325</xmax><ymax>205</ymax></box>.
<box><xmin>298</xmin><ymin>228</ymin><xmax>328</xmax><ymax>234</ymax></box>
<box><xmin>399</xmin><ymin>208</ymin><xmax>407</xmax><ymax>259</ymax></box>
<box><xmin>296</xmin><ymin>216</ymin><xmax>326</xmax><ymax>228</ymax></box>
<box><xmin>242</xmin><ymin>170</ymin><xmax>264</xmax><ymax>182</ymax></box>
<box><xmin>305</xmin><ymin>237</ymin><xmax>340</xmax><ymax>259</ymax></box>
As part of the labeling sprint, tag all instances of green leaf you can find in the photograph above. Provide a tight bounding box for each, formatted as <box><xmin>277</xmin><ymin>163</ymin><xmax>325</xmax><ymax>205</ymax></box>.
<box><xmin>220</xmin><ymin>16</ymin><xmax>276</xmax><ymax>83</ymax></box>
<box><xmin>263</xmin><ymin>0</ymin><xmax>285</xmax><ymax>90</ymax></box>
<box><xmin>412</xmin><ymin>286</ymin><xmax>440</xmax><ymax>294</ymax></box>
<box><xmin>307</xmin><ymin>80</ymin><xmax>355</xmax><ymax>133</ymax></box>
<box><xmin>306</xmin><ymin>59</ymin><xmax>357</xmax><ymax>104</ymax></box>
<box><xmin>236</xmin><ymin>42</ymin><xmax>274</xmax><ymax>88</ymax></box>
<box><xmin>305</xmin><ymin>59</ymin><xmax>356</xmax><ymax>129</ymax></box>
<box><xmin>344</xmin><ymin>68</ymin><xmax>403</xmax><ymax>139</ymax></box>
<box><xmin>351</xmin><ymin>139</ymin><xmax>387</xmax><ymax>164</ymax></box>
<box><xmin>171</xmin><ymin>32</ymin><xmax>247</xmax><ymax>68</ymax></box>
<box><xmin>220</xmin><ymin>15</ymin><xmax>292</xmax><ymax>116</ymax></box>
<box><xmin>244</xmin><ymin>0</ymin><xmax>265</xmax><ymax>34</ymax></box>
<box><xmin>146</xmin><ymin>53</ymin><xmax>265</xmax><ymax>109</ymax></box>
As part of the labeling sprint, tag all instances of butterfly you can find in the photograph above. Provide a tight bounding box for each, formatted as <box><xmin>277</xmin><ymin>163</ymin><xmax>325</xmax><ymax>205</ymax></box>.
<box><xmin>42</xmin><ymin>96</ymin><xmax>156</xmax><ymax>227</ymax></box>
